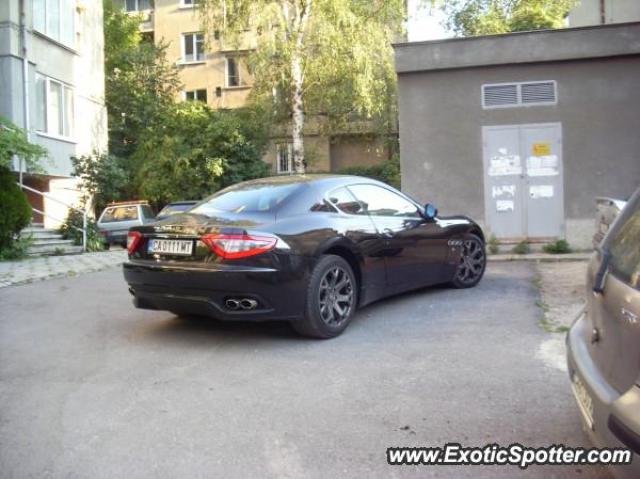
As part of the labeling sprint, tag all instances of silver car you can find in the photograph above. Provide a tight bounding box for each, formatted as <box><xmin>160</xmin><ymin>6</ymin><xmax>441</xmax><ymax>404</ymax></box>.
<box><xmin>567</xmin><ymin>185</ymin><xmax>640</xmax><ymax>479</ymax></box>
<box><xmin>97</xmin><ymin>202</ymin><xmax>156</xmax><ymax>247</ymax></box>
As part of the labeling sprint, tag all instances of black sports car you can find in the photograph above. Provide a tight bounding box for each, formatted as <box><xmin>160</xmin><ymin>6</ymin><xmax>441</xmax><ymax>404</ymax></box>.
<box><xmin>123</xmin><ymin>175</ymin><xmax>486</xmax><ymax>338</ymax></box>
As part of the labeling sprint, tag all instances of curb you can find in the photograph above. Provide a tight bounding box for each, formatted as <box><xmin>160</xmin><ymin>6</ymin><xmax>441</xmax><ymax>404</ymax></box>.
<box><xmin>488</xmin><ymin>253</ymin><xmax>592</xmax><ymax>262</ymax></box>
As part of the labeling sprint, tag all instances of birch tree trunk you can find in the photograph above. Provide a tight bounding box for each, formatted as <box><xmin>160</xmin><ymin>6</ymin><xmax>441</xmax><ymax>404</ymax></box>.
<box><xmin>289</xmin><ymin>0</ymin><xmax>310</xmax><ymax>174</ymax></box>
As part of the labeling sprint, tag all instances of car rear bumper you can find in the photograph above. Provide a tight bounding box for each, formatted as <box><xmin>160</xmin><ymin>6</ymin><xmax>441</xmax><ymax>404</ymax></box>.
<box><xmin>123</xmin><ymin>257</ymin><xmax>311</xmax><ymax>321</ymax></box>
<box><xmin>566</xmin><ymin>310</ymin><xmax>640</xmax><ymax>478</ymax></box>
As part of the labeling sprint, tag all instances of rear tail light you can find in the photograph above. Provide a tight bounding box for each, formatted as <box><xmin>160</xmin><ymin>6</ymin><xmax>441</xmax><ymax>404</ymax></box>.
<box><xmin>200</xmin><ymin>233</ymin><xmax>277</xmax><ymax>259</ymax></box>
<box><xmin>127</xmin><ymin>231</ymin><xmax>143</xmax><ymax>254</ymax></box>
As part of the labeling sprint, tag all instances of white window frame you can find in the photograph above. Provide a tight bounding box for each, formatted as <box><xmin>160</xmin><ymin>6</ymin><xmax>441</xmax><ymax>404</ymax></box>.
<box><xmin>481</xmin><ymin>80</ymin><xmax>557</xmax><ymax>110</ymax></box>
<box><xmin>181</xmin><ymin>32</ymin><xmax>205</xmax><ymax>63</ymax></box>
<box><xmin>225</xmin><ymin>56</ymin><xmax>243</xmax><ymax>88</ymax></box>
<box><xmin>276</xmin><ymin>143</ymin><xmax>293</xmax><ymax>174</ymax></box>
<box><xmin>125</xmin><ymin>0</ymin><xmax>153</xmax><ymax>12</ymax></box>
<box><xmin>184</xmin><ymin>89</ymin><xmax>207</xmax><ymax>102</ymax></box>
<box><xmin>32</xmin><ymin>0</ymin><xmax>75</xmax><ymax>48</ymax></box>
<box><xmin>35</xmin><ymin>73</ymin><xmax>75</xmax><ymax>141</ymax></box>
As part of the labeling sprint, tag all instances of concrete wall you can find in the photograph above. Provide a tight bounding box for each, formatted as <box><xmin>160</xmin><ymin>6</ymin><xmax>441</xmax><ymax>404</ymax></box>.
<box><xmin>396</xmin><ymin>28</ymin><xmax>640</xmax><ymax>248</ymax></box>
<box><xmin>330</xmin><ymin>136</ymin><xmax>389</xmax><ymax>171</ymax></box>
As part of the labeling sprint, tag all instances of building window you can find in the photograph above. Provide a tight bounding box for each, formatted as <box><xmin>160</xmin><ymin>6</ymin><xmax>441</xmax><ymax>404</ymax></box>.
<box><xmin>482</xmin><ymin>81</ymin><xmax>557</xmax><ymax>109</ymax></box>
<box><xmin>35</xmin><ymin>74</ymin><xmax>74</xmax><ymax>138</ymax></box>
<box><xmin>182</xmin><ymin>33</ymin><xmax>205</xmax><ymax>63</ymax></box>
<box><xmin>226</xmin><ymin>57</ymin><xmax>241</xmax><ymax>87</ymax></box>
<box><xmin>181</xmin><ymin>0</ymin><xmax>200</xmax><ymax>6</ymax></box>
<box><xmin>276</xmin><ymin>143</ymin><xmax>293</xmax><ymax>174</ymax></box>
<box><xmin>32</xmin><ymin>0</ymin><xmax>75</xmax><ymax>47</ymax></box>
<box><xmin>185</xmin><ymin>89</ymin><xmax>207</xmax><ymax>103</ymax></box>
<box><xmin>125</xmin><ymin>0</ymin><xmax>153</xmax><ymax>11</ymax></box>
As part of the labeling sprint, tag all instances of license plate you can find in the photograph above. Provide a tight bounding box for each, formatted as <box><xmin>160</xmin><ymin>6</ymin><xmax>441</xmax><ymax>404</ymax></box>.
<box><xmin>148</xmin><ymin>239</ymin><xmax>193</xmax><ymax>256</ymax></box>
<box><xmin>571</xmin><ymin>374</ymin><xmax>594</xmax><ymax>430</ymax></box>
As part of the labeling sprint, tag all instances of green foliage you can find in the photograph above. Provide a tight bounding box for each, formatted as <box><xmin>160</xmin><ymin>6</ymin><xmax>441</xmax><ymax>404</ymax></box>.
<box><xmin>542</xmin><ymin>239</ymin><xmax>572</xmax><ymax>254</ymax></box>
<box><xmin>200</xmin><ymin>0</ymin><xmax>404</xmax><ymax>146</ymax></box>
<box><xmin>71</xmin><ymin>152</ymin><xmax>133</xmax><ymax>216</ymax></box>
<box><xmin>442</xmin><ymin>0</ymin><xmax>576</xmax><ymax>37</ymax></box>
<box><xmin>0</xmin><ymin>235</ymin><xmax>33</xmax><ymax>261</ymax></box>
<box><xmin>134</xmin><ymin>102</ymin><xmax>270</xmax><ymax>206</ymax></box>
<box><xmin>338</xmin><ymin>154</ymin><xmax>400</xmax><ymax>189</ymax></box>
<box><xmin>103</xmin><ymin>0</ymin><xmax>180</xmax><ymax>159</ymax></box>
<box><xmin>58</xmin><ymin>209</ymin><xmax>105</xmax><ymax>252</ymax></box>
<box><xmin>511</xmin><ymin>240</ymin><xmax>531</xmax><ymax>255</ymax></box>
<box><xmin>487</xmin><ymin>234</ymin><xmax>500</xmax><ymax>254</ymax></box>
<box><xmin>0</xmin><ymin>116</ymin><xmax>47</xmax><ymax>172</ymax></box>
<box><xmin>0</xmin><ymin>166</ymin><xmax>33</xmax><ymax>254</ymax></box>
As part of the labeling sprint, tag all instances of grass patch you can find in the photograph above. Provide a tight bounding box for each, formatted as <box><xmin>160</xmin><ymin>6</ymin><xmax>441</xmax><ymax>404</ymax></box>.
<box><xmin>542</xmin><ymin>239</ymin><xmax>572</xmax><ymax>254</ymax></box>
<box><xmin>487</xmin><ymin>234</ymin><xmax>500</xmax><ymax>255</ymax></box>
<box><xmin>511</xmin><ymin>241</ymin><xmax>530</xmax><ymax>255</ymax></box>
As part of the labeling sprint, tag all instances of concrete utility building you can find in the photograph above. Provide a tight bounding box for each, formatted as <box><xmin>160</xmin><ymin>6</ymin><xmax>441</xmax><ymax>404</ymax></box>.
<box><xmin>394</xmin><ymin>22</ymin><xmax>640</xmax><ymax>248</ymax></box>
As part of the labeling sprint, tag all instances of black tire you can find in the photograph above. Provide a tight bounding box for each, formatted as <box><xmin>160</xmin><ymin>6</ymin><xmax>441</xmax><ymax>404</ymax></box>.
<box><xmin>291</xmin><ymin>255</ymin><xmax>358</xmax><ymax>339</ymax></box>
<box><xmin>450</xmin><ymin>233</ymin><xmax>486</xmax><ymax>289</ymax></box>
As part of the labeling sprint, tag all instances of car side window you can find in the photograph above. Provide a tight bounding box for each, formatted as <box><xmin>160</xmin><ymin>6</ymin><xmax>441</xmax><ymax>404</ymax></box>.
<box><xmin>326</xmin><ymin>187</ymin><xmax>365</xmax><ymax>215</ymax></box>
<box><xmin>347</xmin><ymin>184</ymin><xmax>421</xmax><ymax>218</ymax></box>
<box><xmin>608</xmin><ymin>202</ymin><xmax>640</xmax><ymax>290</ymax></box>
<box><xmin>141</xmin><ymin>205</ymin><xmax>154</xmax><ymax>219</ymax></box>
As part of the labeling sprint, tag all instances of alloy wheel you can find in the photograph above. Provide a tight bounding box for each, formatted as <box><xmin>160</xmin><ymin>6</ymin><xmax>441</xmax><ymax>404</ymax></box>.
<box><xmin>318</xmin><ymin>266</ymin><xmax>354</xmax><ymax>326</ymax></box>
<box><xmin>456</xmin><ymin>238</ymin><xmax>486</xmax><ymax>285</ymax></box>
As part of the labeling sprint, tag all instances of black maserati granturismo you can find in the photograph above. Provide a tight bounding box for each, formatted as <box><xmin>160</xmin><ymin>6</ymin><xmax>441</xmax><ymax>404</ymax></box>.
<box><xmin>123</xmin><ymin>174</ymin><xmax>486</xmax><ymax>338</ymax></box>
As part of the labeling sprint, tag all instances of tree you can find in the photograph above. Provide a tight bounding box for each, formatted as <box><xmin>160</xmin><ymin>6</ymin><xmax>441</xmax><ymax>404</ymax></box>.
<box><xmin>133</xmin><ymin>102</ymin><xmax>270</xmax><ymax>206</ymax></box>
<box><xmin>442</xmin><ymin>0</ymin><xmax>576</xmax><ymax>37</ymax></box>
<box><xmin>103</xmin><ymin>0</ymin><xmax>181</xmax><ymax>159</ymax></box>
<box><xmin>200</xmin><ymin>0</ymin><xmax>405</xmax><ymax>173</ymax></box>
<box><xmin>0</xmin><ymin>115</ymin><xmax>47</xmax><ymax>172</ymax></box>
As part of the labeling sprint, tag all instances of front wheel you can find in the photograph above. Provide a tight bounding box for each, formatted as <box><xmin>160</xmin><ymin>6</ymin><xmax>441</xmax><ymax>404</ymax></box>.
<box><xmin>291</xmin><ymin>255</ymin><xmax>357</xmax><ymax>339</ymax></box>
<box><xmin>450</xmin><ymin>234</ymin><xmax>486</xmax><ymax>288</ymax></box>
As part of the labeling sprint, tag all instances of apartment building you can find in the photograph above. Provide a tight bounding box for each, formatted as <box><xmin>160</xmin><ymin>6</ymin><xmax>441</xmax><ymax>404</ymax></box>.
<box><xmin>0</xmin><ymin>0</ymin><xmax>108</xmax><ymax>227</ymax></box>
<box><xmin>117</xmin><ymin>0</ymin><xmax>392</xmax><ymax>174</ymax></box>
<box><xmin>569</xmin><ymin>0</ymin><xmax>640</xmax><ymax>26</ymax></box>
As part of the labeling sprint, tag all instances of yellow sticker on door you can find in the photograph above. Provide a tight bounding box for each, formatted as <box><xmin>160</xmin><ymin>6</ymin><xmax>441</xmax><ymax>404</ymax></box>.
<box><xmin>532</xmin><ymin>142</ymin><xmax>551</xmax><ymax>156</ymax></box>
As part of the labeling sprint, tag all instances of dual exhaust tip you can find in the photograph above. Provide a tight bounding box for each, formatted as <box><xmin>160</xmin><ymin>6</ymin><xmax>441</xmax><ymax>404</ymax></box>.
<box><xmin>225</xmin><ymin>298</ymin><xmax>258</xmax><ymax>311</ymax></box>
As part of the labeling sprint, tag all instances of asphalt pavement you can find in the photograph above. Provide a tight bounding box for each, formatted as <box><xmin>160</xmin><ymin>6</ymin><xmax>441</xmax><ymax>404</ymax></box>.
<box><xmin>0</xmin><ymin>262</ymin><xmax>611</xmax><ymax>478</ymax></box>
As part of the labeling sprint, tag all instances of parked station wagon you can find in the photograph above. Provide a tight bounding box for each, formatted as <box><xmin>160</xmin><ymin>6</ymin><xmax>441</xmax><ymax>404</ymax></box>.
<box><xmin>97</xmin><ymin>201</ymin><xmax>156</xmax><ymax>247</ymax></box>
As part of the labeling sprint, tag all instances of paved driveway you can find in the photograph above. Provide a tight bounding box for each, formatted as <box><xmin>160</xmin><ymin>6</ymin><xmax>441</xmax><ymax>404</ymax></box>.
<box><xmin>0</xmin><ymin>262</ymin><xmax>611</xmax><ymax>478</ymax></box>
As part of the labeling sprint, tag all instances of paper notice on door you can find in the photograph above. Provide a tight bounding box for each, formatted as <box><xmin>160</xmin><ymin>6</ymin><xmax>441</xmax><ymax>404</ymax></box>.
<box><xmin>532</xmin><ymin>142</ymin><xmax>551</xmax><ymax>156</ymax></box>
<box><xmin>527</xmin><ymin>155</ymin><xmax>559</xmax><ymax>176</ymax></box>
<box><xmin>529</xmin><ymin>185</ymin><xmax>554</xmax><ymax>199</ymax></box>
<box><xmin>488</xmin><ymin>155</ymin><xmax>522</xmax><ymax>176</ymax></box>
<box><xmin>492</xmin><ymin>185</ymin><xmax>516</xmax><ymax>198</ymax></box>
<box><xmin>496</xmin><ymin>200</ymin><xmax>515</xmax><ymax>212</ymax></box>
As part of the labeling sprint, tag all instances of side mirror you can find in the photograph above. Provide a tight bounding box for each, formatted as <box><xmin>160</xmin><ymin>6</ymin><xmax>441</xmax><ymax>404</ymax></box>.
<box><xmin>423</xmin><ymin>203</ymin><xmax>438</xmax><ymax>220</ymax></box>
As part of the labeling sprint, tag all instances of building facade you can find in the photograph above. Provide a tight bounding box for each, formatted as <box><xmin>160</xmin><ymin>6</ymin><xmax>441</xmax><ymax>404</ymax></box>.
<box><xmin>0</xmin><ymin>0</ymin><xmax>108</xmax><ymax>227</ymax></box>
<box><xmin>116</xmin><ymin>0</ymin><xmax>392</xmax><ymax>174</ymax></box>
<box><xmin>569</xmin><ymin>0</ymin><xmax>640</xmax><ymax>26</ymax></box>
<box><xmin>394</xmin><ymin>23</ymin><xmax>640</xmax><ymax>249</ymax></box>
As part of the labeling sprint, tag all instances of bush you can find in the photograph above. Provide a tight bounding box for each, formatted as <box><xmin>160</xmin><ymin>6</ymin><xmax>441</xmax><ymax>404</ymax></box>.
<box><xmin>0</xmin><ymin>235</ymin><xmax>33</xmax><ymax>261</ymax></box>
<box><xmin>58</xmin><ymin>209</ymin><xmax>105</xmax><ymax>252</ymax></box>
<box><xmin>487</xmin><ymin>234</ymin><xmax>500</xmax><ymax>254</ymax></box>
<box><xmin>511</xmin><ymin>241</ymin><xmax>530</xmax><ymax>255</ymax></box>
<box><xmin>0</xmin><ymin>166</ymin><xmax>32</xmax><ymax>254</ymax></box>
<box><xmin>338</xmin><ymin>154</ymin><xmax>400</xmax><ymax>189</ymax></box>
<box><xmin>542</xmin><ymin>239</ymin><xmax>572</xmax><ymax>254</ymax></box>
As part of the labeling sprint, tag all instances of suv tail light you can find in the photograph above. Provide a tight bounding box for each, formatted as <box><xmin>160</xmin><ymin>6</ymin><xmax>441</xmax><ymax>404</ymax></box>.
<box><xmin>200</xmin><ymin>233</ymin><xmax>277</xmax><ymax>259</ymax></box>
<box><xmin>127</xmin><ymin>231</ymin><xmax>143</xmax><ymax>254</ymax></box>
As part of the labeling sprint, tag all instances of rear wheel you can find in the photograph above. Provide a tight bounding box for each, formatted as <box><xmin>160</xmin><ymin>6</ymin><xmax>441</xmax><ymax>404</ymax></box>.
<box><xmin>291</xmin><ymin>255</ymin><xmax>357</xmax><ymax>339</ymax></box>
<box><xmin>450</xmin><ymin>234</ymin><xmax>486</xmax><ymax>288</ymax></box>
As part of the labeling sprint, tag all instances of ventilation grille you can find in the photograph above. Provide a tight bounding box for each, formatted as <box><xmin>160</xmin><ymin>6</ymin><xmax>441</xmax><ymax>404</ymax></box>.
<box><xmin>521</xmin><ymin>81</ymin><xmax>556</xmax><ymax>104</ymax></box>
<box><xmin>482</xmin><ymin>81</ymin><xmax>557</xmax><ymax>109</ymax></box>
<box><xmin>483</xmin><ymin>84</ymin><xmax>518</xmax><ymax>107</ymax></box>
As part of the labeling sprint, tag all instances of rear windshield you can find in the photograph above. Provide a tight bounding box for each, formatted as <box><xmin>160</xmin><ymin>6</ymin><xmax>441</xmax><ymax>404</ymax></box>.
<box><xmin>158</xmin><ymin>203</ymin><xmax>194</xmax><ymax>217</ymax></box>
<box><xmin>191</xmin><ymin>183</ymin><xmax>300</xmax><ymax>215</ymax></box>
<box><xmin>100</xmin><ymin>206</ymin><xmax>139</xmax><ymax>223</ymax></box>
<box><xmin>607</xmin><ymin>194</ymin><xmax>640</xmax><ymax>289</ymax></box>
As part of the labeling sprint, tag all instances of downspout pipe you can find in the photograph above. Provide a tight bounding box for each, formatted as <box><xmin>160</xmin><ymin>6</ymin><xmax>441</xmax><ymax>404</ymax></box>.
<box><xmin>19</xmin><ymin>0</ymin><xmax>30</xmax><ymax>186</ymax></box>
